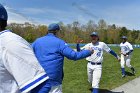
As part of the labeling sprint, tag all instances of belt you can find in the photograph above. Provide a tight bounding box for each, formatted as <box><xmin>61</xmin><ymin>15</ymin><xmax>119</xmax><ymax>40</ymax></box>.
<box><xmin>88</xmin><ymin>61</ymin><xmax>101</xmax><ymax>65</ymax></box>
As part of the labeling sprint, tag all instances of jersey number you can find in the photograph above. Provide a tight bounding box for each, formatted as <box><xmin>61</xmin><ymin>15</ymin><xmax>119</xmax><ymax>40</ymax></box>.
<box><xmin>123</xmin><ymin>47</ymin><xmax>127</xmax><ymax>51</ymax></box>
<box><xmin>97</xmin><ymin>52</ymin><xmax>101</xmax><ymax>57</ymax></box>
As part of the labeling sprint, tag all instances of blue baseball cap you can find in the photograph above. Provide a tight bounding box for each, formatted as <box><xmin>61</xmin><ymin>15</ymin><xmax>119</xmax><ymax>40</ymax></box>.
<box><xmin>90</xmin><ymin>32</ymin><xmax>98</xmax><ymax>36</ymax></box>
<box><xmin>48</xmin><ymin>23</ymin><xmax>60</xmax><ymax>31</ymax></box>
<box><xmin>0</xmin><ymin>4</ymin><xmax>8</xmax><ymax>21</ymax></box>
<box><xmin>121</xmin><ymin>36</ymin><xmax>127</xmax><ymax>39</ymax></box>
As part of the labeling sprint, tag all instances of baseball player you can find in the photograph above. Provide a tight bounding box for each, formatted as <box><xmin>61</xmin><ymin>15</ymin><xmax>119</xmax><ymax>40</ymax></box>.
<box><xmin>0</xmin><ymin>4</ymin><xmax>49</xmax><ymax>93</ymax></box>
<box><xmin>77</xmin><ymin>32</ymin><xmax>120</xmax><ymax>93</ymax></box>
<box><xmin>120</xmin><ymin>36</ymin><xmax>135</xmax><ymax>78</ymax></box>
<box><xmin>31</xmin><ymin>23</ymin><xmax>94</xmax><ymax>93</ymax></box>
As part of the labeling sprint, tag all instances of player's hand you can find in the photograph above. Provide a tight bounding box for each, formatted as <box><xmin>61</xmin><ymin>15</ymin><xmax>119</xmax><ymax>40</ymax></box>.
<box><xmin>126</xmin><ymin>52</ymin><xmax>129</xmax><ymax>55</ymax></box>
<box><xmin>118</xmin><ymin>58</ymin><xmax>121</xmax><ymax>62</ymax></box>
<box><xmin>76</xmin><ymin>39</ymin><xmax>84</xmax><ymax>43</ymax></box>
<box><xmin>125</xmin><ymin>54</ymin><xmax>129</xmax><ymax>57</ymax></box>
<box><xmin>123</xmin><ymin>54</ymin><xmax>127</xmax><ymax>56</ymax></box>
<box><xmin>122</xmin><ymin>53</ymin><xmax>129</xmax><ymax>57</ymax></box>
<box><xmin>117</xmin><ymin>56</ymin><xmax>121</xmax><ymax>62</ymax></box>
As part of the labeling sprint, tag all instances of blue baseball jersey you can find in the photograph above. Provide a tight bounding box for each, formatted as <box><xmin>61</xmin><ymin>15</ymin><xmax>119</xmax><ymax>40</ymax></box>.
<box><xmin>32</xmin><ymin>33</ymin><xmax>91</xmax><ymax>89</ymax></box>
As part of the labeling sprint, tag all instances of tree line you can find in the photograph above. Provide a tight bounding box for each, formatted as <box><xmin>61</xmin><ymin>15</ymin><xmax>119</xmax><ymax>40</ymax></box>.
<box><xmin>7</xmin><ymin>19</ymin><xmax>140</xmax><ymax>44</ymax></box>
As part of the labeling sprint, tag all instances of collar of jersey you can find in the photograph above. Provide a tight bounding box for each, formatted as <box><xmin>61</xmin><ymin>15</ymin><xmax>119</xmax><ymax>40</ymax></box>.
<box><xmin>47</xmin><ymin>33</ymin><xmax>57</xmax><ymax>37</ymax></box>
<box><xmin>92</xmin><ymin>41</ymin><xmax>99</xmax><ymax>45</ymax></box>
<box><xmin>122</xmin><ymin>41</ymin><xmax>127</xmax><ymax>44</ymax></box>
<box><xmin>0</xmin><ymin>30</ymin><xmax>11</xmax><ymax>35</ymax></box>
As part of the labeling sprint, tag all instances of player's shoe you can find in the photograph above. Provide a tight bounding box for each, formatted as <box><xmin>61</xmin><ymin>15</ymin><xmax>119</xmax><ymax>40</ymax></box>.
<box><xmin>131</xmin><ymin>67</ymin><xmax>135</xmax><ymax>75</ymax></box>
<box><xmin>122</xmin><ymin>74</ymin><xmax>126</xmax><ymax>78</ymax></box>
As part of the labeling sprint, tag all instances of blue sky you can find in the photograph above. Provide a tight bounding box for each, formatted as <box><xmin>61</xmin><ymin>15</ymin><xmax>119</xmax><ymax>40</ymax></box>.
<box><xmin>0</xmin><ymin>0</ymin><xmax>140</xmax><ymax>30</ymax></box>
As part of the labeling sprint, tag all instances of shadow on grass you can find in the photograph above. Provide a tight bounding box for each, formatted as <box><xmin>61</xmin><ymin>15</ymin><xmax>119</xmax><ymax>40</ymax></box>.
<box><xmin>125</xmin><ymin>71</ymin><xmax>135</xmax><ymax>76</ymax></box>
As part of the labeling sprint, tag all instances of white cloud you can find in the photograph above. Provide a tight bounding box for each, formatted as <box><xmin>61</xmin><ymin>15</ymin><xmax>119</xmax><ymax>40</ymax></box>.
<box><xmin>22</xmin><ymin>8</ymin><xmax>44</xmax><ymax>15</ymax></box>
<box><xmin>7</xmin><ymin>11</ymin><xmax>30</xmax><ymax>23</ymax></box>
<box><xmin>6</xmin><ymin>7</ymin><xmax>75</xmax><ymax>24</ymax></box>
<box><xmin>6</xmin><ymin>7</ymin><xmax>40</xmax><ymax>24</ymax></box>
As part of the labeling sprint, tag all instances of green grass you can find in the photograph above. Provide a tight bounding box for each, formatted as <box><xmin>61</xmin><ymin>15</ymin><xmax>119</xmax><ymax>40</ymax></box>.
<box><xmin>63</xmin><ymin>47</ymin><xmax>140</xmax><ymax>93</ymax></box>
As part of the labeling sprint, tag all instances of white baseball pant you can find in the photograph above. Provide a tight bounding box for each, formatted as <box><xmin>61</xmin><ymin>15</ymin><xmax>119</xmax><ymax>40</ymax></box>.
<box><xmin>121</xmin><ymin>54</ymin><xmax>132</xmax><ymax>68</ymax></box>
<box><xmin>87</xmin><ymin>62</ymin><xmax>102</xmax><ymax>88</ymax></box>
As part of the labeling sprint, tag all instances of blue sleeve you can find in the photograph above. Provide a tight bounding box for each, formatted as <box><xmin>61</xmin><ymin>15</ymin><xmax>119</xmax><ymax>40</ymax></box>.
<box><xmin>109</xmin><ymin>50</ymin><xmax>118</xmax><ymax>58</ymax></box>
<box><xmin>59</xmin><ymin>41</ymin><xmax>92</xmax><ymax>61</ymax></box>
<box><xmin>76</xmin><ymin>43</ymin><xmax>81</xmax><ymax>52</ymax></box>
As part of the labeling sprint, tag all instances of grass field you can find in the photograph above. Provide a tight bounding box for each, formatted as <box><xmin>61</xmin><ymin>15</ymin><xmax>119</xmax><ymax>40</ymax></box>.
<box><xmin>62</xmin><ymin>47</ymin><xmax>140</xmax><ymax>93</ymax></box>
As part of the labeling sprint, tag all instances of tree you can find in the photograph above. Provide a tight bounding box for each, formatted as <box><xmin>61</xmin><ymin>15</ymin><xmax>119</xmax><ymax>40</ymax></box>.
<box><xmin>119</xmin><ymin>27</ymin><xmax>128</xmax><ymax>37</ymax></box>
<box><xmin>86</xmin><ymin>20</ymin><xmax>97</xmax><ymax>32</ymax></box>
<box><xmin>6</xmin><ymin>19</ymin><xmax>140</xmax><ymax>44</ymax></box>
<box><xmin>98</xmin><ymin>19</ymin><xmax>107</xmax><ymax>30</ymax></box>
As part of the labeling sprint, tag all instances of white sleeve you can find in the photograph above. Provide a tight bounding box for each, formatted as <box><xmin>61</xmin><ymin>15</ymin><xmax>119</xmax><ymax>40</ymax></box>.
<box><xmin>2</xmin><ymin>38</ymin><xmax>49</xmax><ymax>93</ymax></box>
<box><xmin>128</xmin><ymin>43</ymin><xmax>133</xmax><ymax>50</ymax></box>
<box><xmin>103</xmin><ymin>42</ymin><xmax>111</xmax><ymax>52</ymax></box>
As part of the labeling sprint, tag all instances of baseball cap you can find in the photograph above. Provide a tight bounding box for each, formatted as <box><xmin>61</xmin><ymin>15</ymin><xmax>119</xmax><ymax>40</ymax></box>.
<box><xmin>0</xmin><ymin>4</ymin><xmax>8</xmax><ymax>21</ymax></box>
<box><xmin>48</xmin><ymin>23</ymin><xmax>61</xmax><ymax>31</ymax></box>
<box><xmin>121</xmin><ymin>36</ymin><xmax>127</xmax><ymax>39</ymax></box>
<box><xmin>90</xmin><ymin>32</ymin><xmax>98</xmax><ymax>36</ymax></box>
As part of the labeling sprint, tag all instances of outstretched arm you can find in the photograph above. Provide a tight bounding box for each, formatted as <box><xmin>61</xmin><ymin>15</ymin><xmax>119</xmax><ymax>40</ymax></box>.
<box><xmin>103</xmin><ymin>43</ymin><xmax>120</xmax><ymax>61</ymax></box>
<box><xmin>60</xmin><ymin>40</ymin><xmax>93</xmax><ymax>61</ymax></box>
<box><xmin>109</xmin><ymin>50</ymin><xmax>120</xmax><ymax>60</ymax></box>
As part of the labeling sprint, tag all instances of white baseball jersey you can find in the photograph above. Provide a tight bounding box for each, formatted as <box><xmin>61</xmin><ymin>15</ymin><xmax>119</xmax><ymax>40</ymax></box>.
<box><xmin>0</xmin><ymin>30</ymin><xmax>49</xmax><ymax>93</ymax></box>
<box><xmin>82</xmin><ymin>42</ymin><xmax>111</xmax><ymax>63</ymax></box>
<box><xmin>120</xmin><ymin>42</ymin><xmax>133</xmax><ymax>54</ymax></box>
